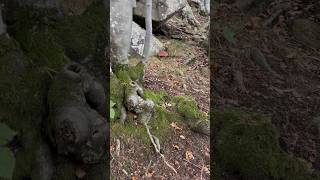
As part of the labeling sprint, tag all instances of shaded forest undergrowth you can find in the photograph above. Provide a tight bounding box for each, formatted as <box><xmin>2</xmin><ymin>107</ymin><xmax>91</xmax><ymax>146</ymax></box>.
<box><xmin>110</xmin><ymin>5</ymin><xmax>210</xmax><ymax>180</ymax></box>
<box><xmin>212</xmin><ymin>0</ymin><xmax>320</xmax><ymax>179</ymax></box>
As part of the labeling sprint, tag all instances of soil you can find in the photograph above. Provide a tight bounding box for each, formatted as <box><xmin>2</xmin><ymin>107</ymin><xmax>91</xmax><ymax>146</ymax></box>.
<box><xmin>111</xmin><ymin>4</ymin><xmax>210</xmax><ymax>180</ymax></box>
<box><xmin>212</xmin><ymin>0</ymin><xmax>320</xmax><ymax>176</ymax></box>
<box><xmin>110</xmin><ymin>123</ymin><xmax>210</xmax><ymax>180</ymax></box>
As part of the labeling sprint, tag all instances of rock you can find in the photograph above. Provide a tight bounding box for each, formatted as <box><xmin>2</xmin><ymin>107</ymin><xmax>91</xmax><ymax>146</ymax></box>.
<box><xmin>59</xmin><ymin>0</ymin><xmax>95</xmax><ymax>16</ymax></box>
<box><xmin>292</xmin><ymin>19</ymin><xmax>320</xmax><ymax>49</ymax></box>
<box><xmin>48</xmin><ymin>62</ymin><xmax>108</xmax><ymax>164</ymax></box>
<box><xmin>14</xmin><ymin>0</ymin><xmax>95</xmax><ymax>16</ymax></box>
<box><xmin>133</xmin><ymin>0</ymin><xmax>187</xmax><ymax>22</ymax></box>
<box><xmin>190</xmin><ymin>0</ymin><xmax>210</xmax><ymax>15</ymax></box>
<box><xmin>130</xmin><ymin>22</ymin><xmax>164</xmax><ymax>57</ymax></box>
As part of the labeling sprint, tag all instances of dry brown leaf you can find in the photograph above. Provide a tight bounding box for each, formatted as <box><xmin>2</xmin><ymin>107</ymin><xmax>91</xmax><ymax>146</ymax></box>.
<box><xmin>145</xmin><ymin>171</ymin><xmax>155</xmax><ymax>178</ymax></box>
<box><xmin>172</xmin><ymin>144</ymin><xmax>180</xmax><ymax>150</ymax></box>
<box><xmin>170</xmin><ymin>122</ymin><xmax>182</xmax><ymax>131</ymax></box>
<box><xmin>202</xmin><ymin>166</ymin><xmax>210</xmax><ymax>174</ymax></box>
<box><xmin>131</xmin><ymin>176</ymin><xmax>138</xmax><ymax>180</ymax></box>
<box><xmin>185</xmin><ymin>150</ymin><xmax>194</xmax><ymax>161</ymax></box>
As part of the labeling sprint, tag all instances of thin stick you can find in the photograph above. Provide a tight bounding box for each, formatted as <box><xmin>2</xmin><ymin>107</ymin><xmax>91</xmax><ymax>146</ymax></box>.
<box><xmin>143</xmin><ymin>122</ymin><xmax>177</xmax><ymax>174</ymax></box>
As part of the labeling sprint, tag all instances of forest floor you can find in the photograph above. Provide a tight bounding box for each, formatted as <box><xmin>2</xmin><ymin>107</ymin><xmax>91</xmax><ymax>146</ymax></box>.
<box><xmin>110</xmin><ymin>5</ymin><xmax>210</xmax><ymax>180</ymax></box>
<box><xmin>212</xmin><ymin>0</ymin><xmax>320</xmax><ymax>178</ymax></box>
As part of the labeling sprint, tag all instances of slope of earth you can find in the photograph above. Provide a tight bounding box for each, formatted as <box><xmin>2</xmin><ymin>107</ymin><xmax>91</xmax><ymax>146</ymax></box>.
<box><xmin>110</xmin><ymin>4</ymin><xmax>210</xmax><ymax>180</ymax></box>
<box><xmin>212</xmin><ymin>0</ymin><xmax>320</xmax><ymax>178</ymax></box>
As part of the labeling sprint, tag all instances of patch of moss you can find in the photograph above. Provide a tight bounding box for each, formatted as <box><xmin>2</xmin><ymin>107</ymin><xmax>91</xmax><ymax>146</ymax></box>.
<box><xmin>53</xmin><ymin>2</ymin><xmax>107</xmax><ymax>61</ymax></box>
<box><xmin>172</xmin><ymin>96</ymin><xmax>206</xmax><ymax>120</ymax></box>
<box><xmin>115</xmin><ymin>70</ymin><xmax>131</xmax><ymax>85</ymax></box>
<box><xmin>127</xmin><ymin>62</ymin><xmax>145</xmax><ymax>82</ymax></box>
<box><xmin>8</xmin><ymin>7</ymin><xmax>68</xmax><ymax>70</ymax></box>
<box><xmin>144</xmin><ymin>89</ymin><xmax>168</xmax><ymax>105</ymax></box>
<box><xmin>113</xmin><ymin>62</ymin><xmax>145</xmax><ymax>84</ymax></box>
<box><xmin>213</xmin><ymin>110</ymin><xmax>319</xmax><ymax>180</ymax></box>
<box><xmin>110</xmin><ymin>74</ymin><xmax>125</xmax><ymax>121</ymax></box>
<box><xmin>111</xmin><ymin>88</ymin><xmax>182</xmax><ymax>144</ymax></box>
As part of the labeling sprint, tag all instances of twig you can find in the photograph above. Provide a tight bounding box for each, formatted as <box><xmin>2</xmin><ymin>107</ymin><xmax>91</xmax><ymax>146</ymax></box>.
<box><xmin>183</xmin><ymin>159</ymin><xmax>203</xmax><ymax>170</ymax></box>
<box><xmin>143</xmin><ymin>122</ymin><xmax>177</xmax><ymax>174</ymax></box>
<box><xmin>115</xmin><ymin>139</ymin><xmax>120</xmax><ymax>156</ymax></box>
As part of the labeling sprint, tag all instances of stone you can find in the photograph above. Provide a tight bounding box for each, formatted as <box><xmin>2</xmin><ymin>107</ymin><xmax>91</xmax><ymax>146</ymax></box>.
<box><xmin>130</xmin><ymin>22</ymin><xmax>164</xmax><ymax>57</ymax></box>
<box><xmin>15</xmin><ymin>0</ymin><xmax>95</xmax><ymax>16</ymax></box>
<box><xmin>48</xmin><ymin>62</ymin><xmax>108</xmax><ymax>164</ymax></box>
<box><xmin>134</xmin><ymin>0</ymin><xmax>187</xmax><ymax>22</ymax></box>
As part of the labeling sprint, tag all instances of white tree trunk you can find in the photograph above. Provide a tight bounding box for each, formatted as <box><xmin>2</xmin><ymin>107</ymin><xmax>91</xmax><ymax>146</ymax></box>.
<box><xmin>142</xmin><ymin>0</ymin><xmax>152</xmax><ymax>65</ymax></box>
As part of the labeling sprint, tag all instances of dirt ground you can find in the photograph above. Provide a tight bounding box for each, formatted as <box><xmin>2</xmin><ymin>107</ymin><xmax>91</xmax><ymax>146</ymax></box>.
<box><xmin>212</xmin><ymin>0</ymin><xmax>320</xmax><ymax>176</ymax></box>
<box><xmin>110</xmin><ymin>4</ymin><xmax>210</xmax><ymax>180</ymax></box>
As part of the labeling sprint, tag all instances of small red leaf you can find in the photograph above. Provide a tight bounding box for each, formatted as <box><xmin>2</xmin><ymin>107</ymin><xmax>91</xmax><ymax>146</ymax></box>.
<box><xmin>158</xmin><ymin>51</ymin><xmax>169</xmax><ymax>57</ymax></box>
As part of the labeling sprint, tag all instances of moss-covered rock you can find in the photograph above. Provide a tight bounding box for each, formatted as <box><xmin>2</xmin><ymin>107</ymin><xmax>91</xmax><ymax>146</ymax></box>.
<box><xmin>213</xmin><ymin>110</ymin><xmax>320</xmax><ymax>180</ymax></box>
<box><xmin>0</xmin><ymin>1</ymin><xmax>108</xmax><ymax>179</ymax></box>
<box><xmin>172</xmin><ymin>96</ymin><xmax>209</xmax><ymax>135</ymax></box>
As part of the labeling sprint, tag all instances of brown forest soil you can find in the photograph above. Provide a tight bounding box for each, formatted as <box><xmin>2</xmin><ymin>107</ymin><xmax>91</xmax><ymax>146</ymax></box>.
<box><xmin>111</xmin><ymin>5</ymin><xmax>210</xmax><ymax>180</ymax></box>
<box><xmin>212</xmin><ymin>0</ymin><xmax>320</xmax><ymax>177</ymax></box>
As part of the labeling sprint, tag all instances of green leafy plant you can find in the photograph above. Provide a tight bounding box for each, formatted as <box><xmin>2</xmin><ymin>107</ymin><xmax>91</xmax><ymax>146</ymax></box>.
<box><xmin>0</xmin><ymin>123</ymin><xmax>16</xmax><ymax>179</ymax></box>
<box><xmin>110</xmin><ymin>100</ymin><xmax>116</xmax><ymax>119</ymax></box>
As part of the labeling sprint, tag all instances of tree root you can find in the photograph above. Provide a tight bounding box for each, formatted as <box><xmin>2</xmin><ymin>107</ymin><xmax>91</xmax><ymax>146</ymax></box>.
<box><xmin>144</xmin><ymin>122</ymin><xmax>178</xmax><ymax>174</ymax></box>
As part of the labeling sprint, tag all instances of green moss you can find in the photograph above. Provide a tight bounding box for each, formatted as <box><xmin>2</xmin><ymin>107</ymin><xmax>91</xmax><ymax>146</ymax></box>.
<box><xmin>111</xmin><ymin>88</ymin><xmax>183</xmax><ymax>144</ymax></box>
<box><xmin>213</xmin><ymin>110</ymin><xmax>319</xmax><ymax>180</ymax></box>
<box><xmin>115</xmin><ymin>70</ymin><xmax>131</xmax><ymax>85</ymax></box>
<box><xmin>53</xmin><ymin>2</ymin><xmax>107</xmax><ymax>61</ymax></box>
<box><xmin>127</xmin><ymin>62</ymin><xmax>145</xmax><ymax>82</ymax></box>
<box><xmin>8</xmin><ymin>8</ymin><xmax>68</xmax><ymax>70</ymax></box>
<box><xmin>172</xmin><ymin>96</ymin><xmax>206</xmax><ymax>120</ymax></box>
<box><xmin>150</xmin><ymin>106</ymin><xmax>182</xmax><ymax>142</ymax></box>
<box><xmin>113</xmin><ymin>62</ymin><xmax>145</xmax><ymax>84</ymax></box>
<box><xmin>144</xmin><ymin>90</ymin><xmax>168</xmax><ymax>105</ymax></box>
<box><xmin>110</xmin><ymin>74</ymin><xmax>125</xmax><ymax>121</ymax></box>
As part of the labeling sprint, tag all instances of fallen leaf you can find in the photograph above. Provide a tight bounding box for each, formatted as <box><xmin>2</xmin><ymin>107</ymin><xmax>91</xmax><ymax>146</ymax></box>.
<box><xmin>202</xmin><ymin>166</ymin><xmax>210</xmax><ymax>174</ymax></box>
<box><xmin>131</xmin><ymin>176</ymin><xmax>138</xmax><ymax>180</ymax></box>
<box><xmin>185</xmin><ymin>150</ymin><xmax>194</xmax><ymax>161</ymax></box>
<box><xmin>179</xmin><ymin>135</ymin><xmax>186</xmax><ymax>139</ymax></box>
<box><xmin>172</xmin><ymin>144</ymin><xmax>180</xmax><ymax>150</ymax></box>
<box><xmin>170</xmin><ymin>122</ymin><xmax>182</xmax><ymax>131</ymax></box>
<box><xmin>158</xmin><ymin>51</ymin><xmax>169</xmax><ymax>57</ymax></box>
<box><xmin>145</xmin><ymin>170</ymin><xmax>155</xmax><ymax>177</ymax></box>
